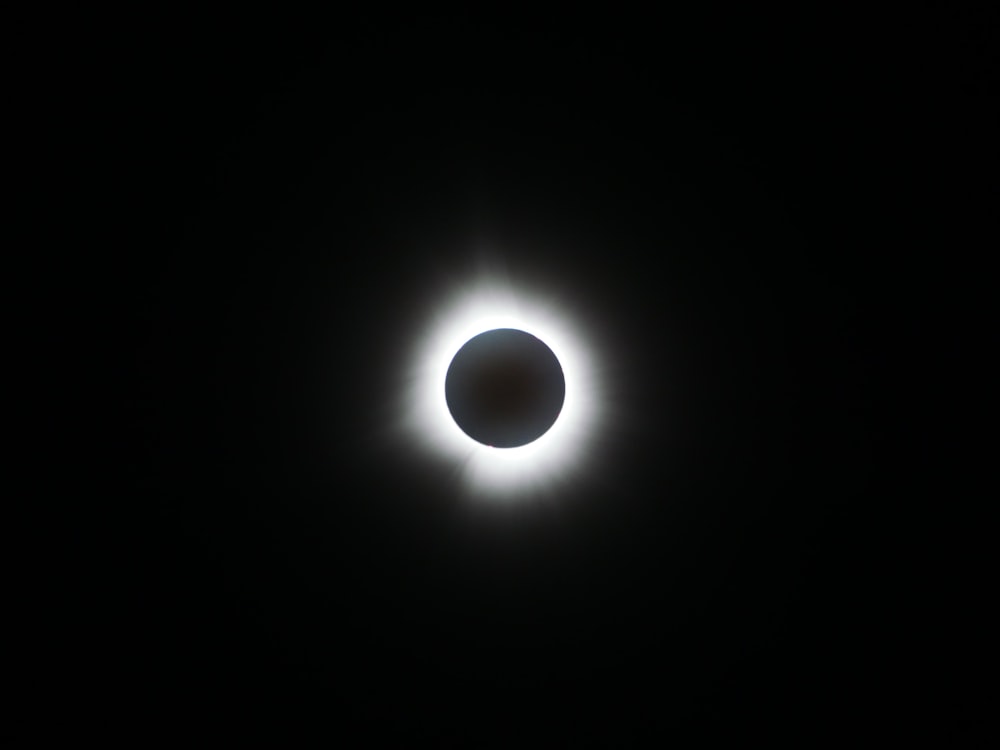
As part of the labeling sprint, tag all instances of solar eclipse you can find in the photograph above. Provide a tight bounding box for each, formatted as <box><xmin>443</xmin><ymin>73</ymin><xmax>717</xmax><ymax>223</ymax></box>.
<box><xmin>399</xmin><ymin>271</ymin><xmax>604</xmax><ymax>500</ymax></box>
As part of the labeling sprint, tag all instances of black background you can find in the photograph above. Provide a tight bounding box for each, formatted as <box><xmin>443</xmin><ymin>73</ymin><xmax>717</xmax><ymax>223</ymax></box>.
<box><xmin>21</xmin><ymin>7</ymin><xmax>995</xmax><ymax>743</ymax></box>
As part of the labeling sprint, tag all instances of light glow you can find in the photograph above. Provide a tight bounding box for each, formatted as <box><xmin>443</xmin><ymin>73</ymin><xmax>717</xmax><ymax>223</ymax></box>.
<box><xmin>400</xmin><ymin>272</ymin><xmax>603</xmax><ymax>500</ymax></box>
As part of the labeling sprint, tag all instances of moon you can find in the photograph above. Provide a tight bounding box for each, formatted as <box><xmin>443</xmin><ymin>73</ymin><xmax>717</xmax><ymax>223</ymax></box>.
<box><xmin>445</xmin><ymin>328</ymin><xmax>566</xmax><ymax>448</ymax></box>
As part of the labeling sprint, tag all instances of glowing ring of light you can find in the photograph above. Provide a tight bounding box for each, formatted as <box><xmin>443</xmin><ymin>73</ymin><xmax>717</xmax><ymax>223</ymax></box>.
<box><xmin>401</xmin><ymin>275</ymin><xmax>603</xmax><ymax>500</ymax></box>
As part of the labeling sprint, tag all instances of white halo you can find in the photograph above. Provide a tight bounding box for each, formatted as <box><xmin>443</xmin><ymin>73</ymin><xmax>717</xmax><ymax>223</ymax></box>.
<box><xmin>400</xmin><ymin>272</ymin><xmax>604</xmax><ymax>500</ymax></box>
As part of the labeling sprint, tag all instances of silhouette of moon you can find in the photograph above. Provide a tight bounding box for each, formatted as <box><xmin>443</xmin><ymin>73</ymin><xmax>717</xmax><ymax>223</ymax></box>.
<box><xmin>445</xmin><ymin>328</ymin><xmax>566</xmax><ymax>448</ymax></box>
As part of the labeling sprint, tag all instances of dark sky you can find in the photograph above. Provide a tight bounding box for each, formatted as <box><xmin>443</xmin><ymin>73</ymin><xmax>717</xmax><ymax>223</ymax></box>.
<box><xmin>26</xmin><ymin>7</ymin><xmax>993</xmax><ymax>744</ymax></box>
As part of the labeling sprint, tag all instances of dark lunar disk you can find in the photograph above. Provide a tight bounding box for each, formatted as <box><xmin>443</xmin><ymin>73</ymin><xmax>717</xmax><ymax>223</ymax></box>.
<box><xmin>445</xmin><ymin>328</ymin><xmax>566</xmax><ymax>448</ymax></box>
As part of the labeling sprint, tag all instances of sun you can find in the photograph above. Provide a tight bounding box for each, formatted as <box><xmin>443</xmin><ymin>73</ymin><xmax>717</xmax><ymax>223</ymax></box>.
<box><xmin>398</xmin><ymin>269</ymin><xmax>604</xmax><ymax>500</ymax></box>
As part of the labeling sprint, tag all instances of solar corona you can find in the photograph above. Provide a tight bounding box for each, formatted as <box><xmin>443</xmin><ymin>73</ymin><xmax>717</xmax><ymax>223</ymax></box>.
<box><xmin>400</xmin><ymin>273</ymin><xmax>603</xmax><ymax>500</ymax></box>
